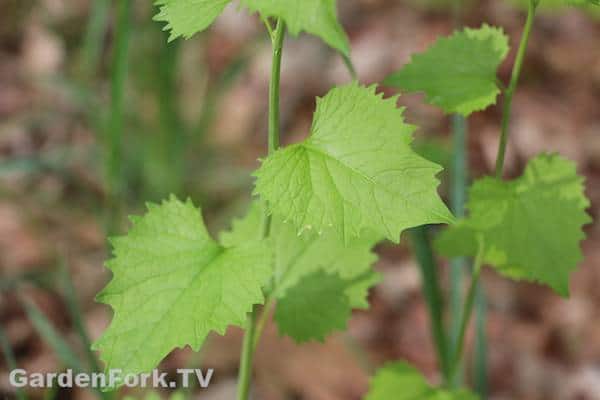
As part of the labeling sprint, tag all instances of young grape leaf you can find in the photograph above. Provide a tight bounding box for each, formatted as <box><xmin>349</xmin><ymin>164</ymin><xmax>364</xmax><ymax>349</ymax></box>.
<box><xmin>154</xmin><ymin>0</ymin><xmax>231</xmax><ymax>41</ymax></box>
<box><xmin>436</xmin><ymin>154</ymin><xmax>591</xmax><ymax>296</ymax></box>
<box><xmin>154</xmin><ymin>0</ymin><xmax>350</xmax><ymax>55</ymax></box>
<box><xmin>384</xmin><ymin>24</ymin><xmax>509</xmax><ymax>116</ymax></box>
<box><xmin>365</xmin><ymin>362</ymin><xmax>479</xmax><ymax>400</ymax></box>
<box><xmin>253</xmin><ymin>83</ymin><xmax>454</xmax><ymax>244</ymax></box>
<box><xmin>220</xmin><ymin>201</ymin><xmax>381</xmax><ymax>341</ymax></box>
<box><xmin>93</xmin><ymin>196</ymin><xmax>272</xmax><ymax>378</ymax></box>
<box><xmin>240</xmin><ymin>0</ymin><xmax>350</xmax><ymax>55</ymax></box>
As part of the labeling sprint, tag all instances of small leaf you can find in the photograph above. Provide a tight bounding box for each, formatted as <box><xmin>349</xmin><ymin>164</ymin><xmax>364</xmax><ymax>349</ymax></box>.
<box><xmin>254</xmin><ymin>83</ymin><xmax>454</xmax><ymax>244</ymax></box>
<box><xmin>436</xmin><ymin>154</ymin><xmax>591</xmax><ymax>296</ymax></box>
<box><xmin>220</xmin><ymin>201</ymin><xmax>381</xmax><ymax>341</ymax></box>
<box><xmin>365</xmin><ymin>362</ymin><xmax>479</xmax><ymax>400</ymax></box>
<box><xmin>241</xmin><ymin>0</ymin><xmax>350</xmax><ymax>55</ymax></box>
<box><xmin>94</xmin><ymin>196</ymin><xmax>272</xmax><ymax>378</ymax></box>
<box><xmin>385</xmin><ymin>24</ymin><xmax>509</xmax><ymax>116</ymax></box>
<box><xmin>154</xmin><ymin>0</ymin><xmax>231</xmax><ymax>41</ymax></box>
<box><xmin>274</xmin><ymin>271</ymin><xmax>352</xmax><ymax>342</ymax></box>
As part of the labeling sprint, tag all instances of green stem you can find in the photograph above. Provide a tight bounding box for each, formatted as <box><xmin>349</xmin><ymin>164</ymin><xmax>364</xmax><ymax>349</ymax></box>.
<box><xmin>409</xmin><ymin>227</ymin><xmax>449</xmax><ymax>380</ymax></box>
<box><xmin>267</xmin><ymin>20</ymin><xmax>286</xmax><ymax>154</ymax></box>
<box><xmin>237</xmin><ymin>306</ymin><xmax>258</xmax><ymax>400</ymax></box>
<box><xmin>495</xmin><ymin>0</ymin><xmax>538</xmax><ymax>178</ymax></box>
<box><xmin>106</xmin><ymin>0</ymin><xmax>132</xmax><ymax>228</ymax></box>
<box><xmin>449</xmin><ymin>114</ymin><xmax>467</xmax><ymax>386</ymax></box>
<box><xmin>342</xmin><ymin>53</ymin><xmax>358</xmax><ymax>81</ymax></box>
<box><xmin>236</xmin><ymin>19</ymin><xmax>285</xmax><ymax>400</ymax></box>
<box><xmin>448</xmin><ymin>237</ymin><xmax>485</xmax><ymax>383</ymax></box>
<box><xmin>474</xmin><ymin>284</ymin><xmax>488</xmax><ymax>397</ymax></box>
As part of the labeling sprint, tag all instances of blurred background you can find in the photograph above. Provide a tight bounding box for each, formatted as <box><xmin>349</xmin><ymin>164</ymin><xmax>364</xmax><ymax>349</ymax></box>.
<box><xmin>1</xmin><ymin>0</ymin><xmax>600</xmax><ymax>399</ymax></box>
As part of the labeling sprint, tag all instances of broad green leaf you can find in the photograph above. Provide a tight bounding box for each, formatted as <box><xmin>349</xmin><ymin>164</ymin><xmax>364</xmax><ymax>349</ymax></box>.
<box><xmin>254</xmin><ymin>83</ymin><xmax>454</xmax><ymax>244</ymax></box>
<box><xmin>154</xmin><ymin>0</ymin><xmax>350</xmax><ymax>55</ymax></box>
<box><xmin>154</xmin><ymin>0</ymin><xmax>231</xmax><ymax>41</ymax></box>
<box><xmin>384</xmin><ymin>25</ymin><xmax>509</xmax><ymax>116</ymax></box>
<box><xmin>436</xmin><ymin>154</ymin><xmax>591</xmax><ymax>296</ymax></box>
<box><xmin>365</xmin><ymin>362</ymin><xmax>479</xmax><ymax>400</ymax></box>
<box><xmin>241</xmin><ymin>0</ymin><xmax>350</xmax><ymax>55</ymax></box>
<box><xmin>220</xmin><ymin>201</ymin><xmax>381</xmax><ymax>341</ymax></box>
<box><xmin>93</xmin><ymin>196</ymin><xmax>272</xmax><ymax>378</ymax></box>
<box><xmin>274</xmin><ymin>271</ymin><xmax>352</xmax><ymax>342</ymax></box>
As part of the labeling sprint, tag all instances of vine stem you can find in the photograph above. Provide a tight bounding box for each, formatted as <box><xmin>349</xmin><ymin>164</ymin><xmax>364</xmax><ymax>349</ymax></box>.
<box><xmin>448</xmin><ymin>237</ymin><xmax>485</xmax><ymax>383</ymax></box>
<box><xmin>495</xmin><ymin>0</ymin><xmax>538</xmax><ymax>178</ymax></box>
<box><xmin>236</xmin><ymin>19</ymin><xmax>285</xmax><ymax>400</ymax></box>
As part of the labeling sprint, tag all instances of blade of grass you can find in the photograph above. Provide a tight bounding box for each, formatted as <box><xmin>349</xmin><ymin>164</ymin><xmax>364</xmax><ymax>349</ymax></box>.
<box><xmin>0</xmin><ymin>326</ymin><xmax>28</xmax><ymax>400</ymax></box>
<box><xmin>59</xmin><ymin>262</ymin><xmax>100</xmax><ymax>374</ymax></box>
<box><xmin>21</xmin><ymin>298</ymin><xmax>83</xmax><ymax>372</ymax></box>
<box><xmin>78</xmin><ymin>0</ymin><xmax>110</xmax><ymax>80</ymax></box>
<box><xmin>106</xmin><ymin>0</ymin><xmax>133</xmax><ymax>230</ymax></box>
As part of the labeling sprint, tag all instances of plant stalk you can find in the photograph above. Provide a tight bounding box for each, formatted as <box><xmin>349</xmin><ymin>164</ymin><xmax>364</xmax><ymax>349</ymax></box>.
<box><xmin>236</xmin><ymin>19</ymin><xmax>285</xmax><ymax>400</ymax></box>
<box><xmin>448</xmin><ymin>238</ymin><xmax>484</xmax><ymax>383</ymax></box>
<box><xmin>449</xmin><ymin>114</ymin><xmax>468</xmax><ymax>386</ymax></box>
<box><xmin>495</xmin><ymin>0</ymin><xmax>537</xmax><ymax>178</ymax></box>
<box><xmin>409</xmin><ymin>227</ymin><xmax>449</xmax><ymax>380</ymax></box>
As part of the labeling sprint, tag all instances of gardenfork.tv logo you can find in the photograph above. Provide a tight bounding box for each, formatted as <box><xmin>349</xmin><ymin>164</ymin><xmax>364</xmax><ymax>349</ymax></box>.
<box><xmin>9</xmin><ymin>368</ymin><xmax>214</xmax><ymax>389</ymax></box>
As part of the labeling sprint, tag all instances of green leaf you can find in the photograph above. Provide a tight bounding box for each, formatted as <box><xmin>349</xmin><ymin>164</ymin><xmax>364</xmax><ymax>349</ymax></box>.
<box><xmin>153</xmin><ymin>0</ymin><xmax>350</xmax><ymax>55</ymax></box>
<box><xmin>221</xmin><ymin>201</ymin><xmax>381</xmax><ymax>341</ymax></box>
<box><xmin>274</xmin><ymin>271</ymin><xmax>352</xmax><ymax>342</ymax></box>
<box><xmin>254</xmin><ymin>83</ymin><xmax>454</xmax><ymax>244</ymax></box>
<box><xmin>436</xmin><ymin>154</ymin><xmax>591</xmax><ymax>296</ymax></box>
<box><xmin>154</xmin><ymin>0</ymin><xmax>231</xmax><ymax>41</ymax></box>
<box><xmin>384</xmin><ymin>24</ymin><xmax>509</xmax><ymax>116</ymax></box>
<box><xmin>365</xmin><ymin>362</ymin><xmax>479</xmax><ymax>400</ymax></box>
<box><xmin>241</xmin><ymin>0</ymin><xmax>350</xmax><ymax>55</ymax></box>
<box><xmin>93</xmin><ymin>196</ymin><xmax>272</xmax><ymax>378</ymax></box>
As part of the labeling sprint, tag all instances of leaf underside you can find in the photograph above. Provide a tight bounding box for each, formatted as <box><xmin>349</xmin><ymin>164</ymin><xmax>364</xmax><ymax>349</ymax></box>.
<box><xmin>385</xmin><ymin>24</ymin><xmax>509</xmax><ymax>116</ymax></box>
<box><xmin>93</xmin><ymin>197</ymin><xmax>272</xmax><ymax>378</ymax></box>
<box><xmin>254</xmin><ymin>83</ymin><xmax>454</xmax><ymax>245</ymax></box>
<box><xmin>436</xmin><ymin>154</ymin><xmax>591</xmax><ymax>296</ymax></box>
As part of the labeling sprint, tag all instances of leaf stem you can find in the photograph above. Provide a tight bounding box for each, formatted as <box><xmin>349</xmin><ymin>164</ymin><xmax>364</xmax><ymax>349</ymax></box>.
<box><xmin>495</xmin><ymin>0</ymin><xmax>538</xmax><ymax>178</ymax></box>
<box><xmin>268</xmin><ymin>19</ymin><xmax>286</xmax><ymax>154</ymax></box>
<box><xmin>236</xmin><ymin>18</ymin><xmax>286</xmax><ymax>400</ymax></box>
<box><xmin>342</xmin><ymin>53</ymin><xmax>358</xmax><ymax>81</ymax></box>
<box><xmin>237</xmin><ymin>306</ymin><xmax>258</xmax><ymax>400</ymax></box>
<box><xmin>448</xmin><ymin>236</ymin><xmax>485</xmax><ymax>383</ymax></box>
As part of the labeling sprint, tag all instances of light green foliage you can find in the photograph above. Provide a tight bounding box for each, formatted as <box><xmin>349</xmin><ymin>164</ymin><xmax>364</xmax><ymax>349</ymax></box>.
<box><xmin>436</xmin><ymin>154</ymin><xmax>591</xmax><ymax>296</ymax></box>
<box><xmin>220</xmin><ymin>201</ymin><xmax>380</xmax><ymax>341</ymax></box>
<box><xmin>365</xmin><ymin>362</ymin><xmax>479</xmax><ymax>400</ymax></box>
<box><xmin>385</xmin><ymin>25</ymin><xmax>509</xmax><ymax>116</ymax></box>
<box><xmin>154</xmin><ymin>0</ymin><xmax>349</xmax><ymax>54</ymax></box>
<box><xmin>274</xmin><ymin>271</ymin><xmax>352</xmax><ymax>342</ymax></box>
<box><xmin>154</xmin><ymin>0</ymin><xmax>230</xmax><ymax>41</ymax></box>
<box><xmin>254</xmin><ymin>83</ymin><xmax>454</xmax><ymax>244</ymax></box>
<box><xmin>241</xmin><ymin>0</ymin><xmax>349</xmax><ymax>55</ymax></box>
<box><xmin>93</xmin><ymin>196</ymin><xmax>272</xmax><ymax>377</ymax></box>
